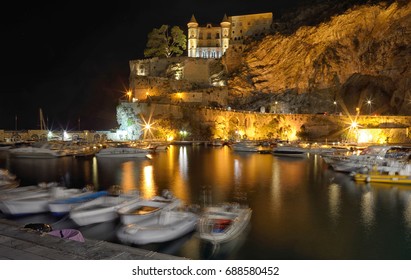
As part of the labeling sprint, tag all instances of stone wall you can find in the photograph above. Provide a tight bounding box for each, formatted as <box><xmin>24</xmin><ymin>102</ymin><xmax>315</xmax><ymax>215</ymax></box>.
<box><xmin>129</xmin><ymin>102</ymin><xmax>411</xmax><ymax>143</ymax></box>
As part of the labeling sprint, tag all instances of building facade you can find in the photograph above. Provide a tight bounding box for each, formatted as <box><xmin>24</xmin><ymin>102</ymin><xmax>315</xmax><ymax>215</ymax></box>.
<box><xmin>187</xmin><ymin>12</ymin><xmax>273</xmax><ymax>59</ymax></box>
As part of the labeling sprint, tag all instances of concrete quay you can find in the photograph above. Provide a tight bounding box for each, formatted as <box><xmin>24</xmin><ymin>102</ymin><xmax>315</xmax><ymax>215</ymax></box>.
<box><xmin>0</xmin><ymin>219</ymin><xmax>185</xmax><ymax>260</ymax></box>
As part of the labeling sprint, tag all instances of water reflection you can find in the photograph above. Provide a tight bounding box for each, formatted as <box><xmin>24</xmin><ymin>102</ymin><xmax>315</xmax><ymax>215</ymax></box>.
<box><xmin>328</xmin><ymin>183</ymin><xmax>341</xmax><ymax>224</ymax></box>
<box><xmin>361</xmin><ymin>188</ymin><xmax>375</xmax><ymax>229</ymax></box>
<box><xmin>2</xmin><ymin>147</ymin><xmax>411</xmax><ymax>259</ymax></box>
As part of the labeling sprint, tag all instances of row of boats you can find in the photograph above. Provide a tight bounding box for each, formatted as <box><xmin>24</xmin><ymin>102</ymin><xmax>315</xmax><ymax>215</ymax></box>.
<box><xmin>2</xmin><ymin>141</ymin><xmax>170</xmax><ymax>159</ymax></box>
<box><xmin>322</xmin><ymin>144</ymin><xmax>411</xmax><ymax>184</ymax></box>
<box><xmin>230</xmin><ymin>141</ymin><xmax>308</xmax><ymax>157</ymax></box>
<box><xmin>0</xmin><ymin>180</ymin><xmax>252</xmax><ymax>246</ymax></box>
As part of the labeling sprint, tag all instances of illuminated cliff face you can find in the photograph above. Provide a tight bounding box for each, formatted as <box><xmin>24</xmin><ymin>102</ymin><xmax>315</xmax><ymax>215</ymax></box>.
<box><xmin>228</xmin><ymin>2</ymin><xmax>411</xmax><ymax>115</ymax></box>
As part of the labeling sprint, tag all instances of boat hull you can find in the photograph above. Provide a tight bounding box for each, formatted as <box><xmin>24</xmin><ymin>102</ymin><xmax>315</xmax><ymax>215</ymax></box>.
<box><xmin>354</xmin><ymin>173</ymin><xmax>411</xmax><ymax>184</ymax></box>
<box><xmin>70</xmin><ymin>195</ymin><xmax>140</xmax><ymax>226</ymax></box>
<box><xmin>117</xmin><ymin>211</ymin><xmax>198</xmax><ymax>245</ymax></box>
<box><xmin>49</xmin><ymin>191</ymin><xmax>108</xmax><ymax>216</ymax></box>
<box><xmin>198</xmin><ymin>205</ymin><xmax>252</xmax><ymax>244</ymax></box>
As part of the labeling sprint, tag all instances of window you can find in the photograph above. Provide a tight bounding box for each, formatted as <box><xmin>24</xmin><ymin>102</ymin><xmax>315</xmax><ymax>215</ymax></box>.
<box><xmin>216</xmin><ymin>32</ymin><xmax>220</xmax><ymax>39</ymax></box>
<box><xmin>207</xmin><ymin>33</ymin><xmax>211</xmax><ymax>39</ymax></box>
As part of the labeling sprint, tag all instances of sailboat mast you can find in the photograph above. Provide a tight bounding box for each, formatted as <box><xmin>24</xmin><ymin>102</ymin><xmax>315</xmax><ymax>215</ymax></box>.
<box><xmin>39</xmin><ymin>108</ymin><xmax>46</xmax><ymax>131</ymax></box>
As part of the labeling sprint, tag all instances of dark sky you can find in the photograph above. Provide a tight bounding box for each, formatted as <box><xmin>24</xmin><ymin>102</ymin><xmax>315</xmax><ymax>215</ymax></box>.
<box><xmin>1</xmin><ymin>0</ymin><xmax>334</xmax><ymax>131</ymax></box>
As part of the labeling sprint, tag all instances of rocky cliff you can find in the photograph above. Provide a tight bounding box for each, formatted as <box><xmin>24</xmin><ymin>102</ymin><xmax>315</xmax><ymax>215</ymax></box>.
<box><xmin>227</xmin><ymin>1</ymin><xmax>411</xmax><ymax>115</ymax></box>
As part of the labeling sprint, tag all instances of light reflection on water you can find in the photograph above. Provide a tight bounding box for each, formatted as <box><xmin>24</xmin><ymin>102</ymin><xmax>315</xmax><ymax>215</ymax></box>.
<box><xmin>1</xmin><ymin>145</ymin><xmax>411</xmax><ymax>259</ymax></box>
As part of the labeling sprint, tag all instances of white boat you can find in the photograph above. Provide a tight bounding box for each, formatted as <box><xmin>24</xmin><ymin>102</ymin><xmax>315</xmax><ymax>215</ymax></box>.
<box><xmin>230</xmin><ymin>141</ymin><xmax>270</xmax><ymax>153</ymax></box>
<box><xmin>197</xmin><ymin>203</ymin><xmax>252</xmax><ymax>244</ymax></box>
<box><xmin>95</xmin><ymin>147</ymin><xmax>150</xmax><ymax>158</ymax></box>
<box><xmin>8</xmin><ymin>143</ymin><xmax>66</xmax><ymax>158</ymax></box>
<box><xmin>0</xmin><ymin>184</ymin><xmax>83</xmax><ymax>216</ymax></box>
<box><xmin>116</xmin><ymin>210</ymin><xmax>198</xmax><ymax>245</ymax></box>
<box><xmin>49</xmin><ymin>190</ymin><xmax>109</xmax><ymax>216</ymax></box>
<box><xmin>70</xmin><ymin>191</ymin><xmax>140</xmax><ymax>226</ymax></box>
<box><xmin>117</xmin><ymin>190</ymin><xmax>182</xmax><ymax>224</ymax></box>
<box><xmin>326</xmin><ymin>145</ymin><xmax>411</xmax><ymax>173</ymax></box>
<box><xmin>272</xmin><ymin>145</ymin><xmax>307</xmax><ymax>157</ymax></box>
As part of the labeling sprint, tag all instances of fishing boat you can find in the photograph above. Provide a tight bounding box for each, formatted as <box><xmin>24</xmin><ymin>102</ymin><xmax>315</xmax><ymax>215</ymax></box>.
<box><xmin>197</xmin><ymin>202</ymin><xmax>252</xmax><ymax>244</ymax></box>
<box><xmin>70</xmin><ymin>191</ymin><xmax>140</xmax><ymax>226</ymax></box>
<box><xmin>48</xmin><ymin>190</ymin><xmax>109</xmax><ymax>216</ymax></box>
<box><xmin>116</xmin><ymin>210</ymin><xmax>198</xmax><ymax>245</ymax></box>
<box><xmin>117</xmin><ymin>190</ymin><xmax>182</xmax><ymax>225</ymax></box>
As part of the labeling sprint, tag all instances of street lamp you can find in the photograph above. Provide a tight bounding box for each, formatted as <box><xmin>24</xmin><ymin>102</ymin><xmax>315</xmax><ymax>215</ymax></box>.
<box><xmin>126</xmin><ymin>90</ymin><xmax>132</xmax><ymax>102</ymax></box>
<box><xmin>179</xmin><ymin>130</ymin><xmax>187</xmax><ymax>141</ymax></box>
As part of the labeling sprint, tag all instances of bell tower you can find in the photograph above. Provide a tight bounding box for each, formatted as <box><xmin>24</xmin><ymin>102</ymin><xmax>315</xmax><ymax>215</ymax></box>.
<box><xmin>220</xmin><ymin>14</ymin><xmax>231</xmax><ymax>56</ymax></box>
<box><xmin>187</xmin><ymin>14</ymin><xmax>199</xmax><ymax>57</ymax></box>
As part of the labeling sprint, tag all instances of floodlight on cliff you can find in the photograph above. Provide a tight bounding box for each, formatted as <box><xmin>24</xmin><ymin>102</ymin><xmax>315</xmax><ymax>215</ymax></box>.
<box><xmin>367</xmin><ymin>99</ymin><xmax>372</xmax><ymax>115</ymax></box>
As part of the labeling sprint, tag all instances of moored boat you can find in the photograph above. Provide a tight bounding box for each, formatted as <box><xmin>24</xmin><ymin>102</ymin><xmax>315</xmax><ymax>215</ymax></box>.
<box><xmin>49</xmin><ymin>190</ymin><xmax>109</xmax><ymax>216</ymax></box>
<box><xmin>116</xmin><ymin>209</ymin><xmax>198</xmax><ymax>245</ymax></box>
<box><xmin>70</xmin><ymin>191</ymin><xmax>140</xmax><ymax>226</ymax></box>
<box><xmin>353</xmin><ymin>172</ymin><xmax>411</xmax><ymax>184</ymax></box>
<box><xmin>197</xmin><ymin>202</ymin><xmax>252</xmax><ymax>244</ymax></box>
<box><xmin>272</xmin><ymin>145</ymin><xmax>307</xmax><ymax>158</ymax></box>
<box><xmin>8</xmin><ymin>142</ymin><xmax>66</xmax><ymax>158</ymax></box>
<box><xmin>326</xmin><ymin>145</ymin><xmax>411</xmax><ymax>173</ymax></box>
<box><xmin>117</xmin><ymin>190</ymin><xmax>182</xmax><ymax>224</ymax></box>
<box><xmin>0</xmin><ymin>184</ymin><xmax>83</xmax><ymax>216</ymax></box>
<box><xmin>95</xmin><ymin>147</ymin><xmax>150</xmax><ymax>158</ymax></box>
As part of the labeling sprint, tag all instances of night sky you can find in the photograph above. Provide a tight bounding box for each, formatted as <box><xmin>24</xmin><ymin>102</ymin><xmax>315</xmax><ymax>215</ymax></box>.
<box><xmin>1</xmin><ymin>0</ymin><xmax>352</xmax><ymax>131</ymax></box>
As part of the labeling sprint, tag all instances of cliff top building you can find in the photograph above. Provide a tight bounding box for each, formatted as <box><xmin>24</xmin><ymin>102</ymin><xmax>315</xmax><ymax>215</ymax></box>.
<box><xmin>187</xmin><ymin>12</ymin><xmax>273</xmax><ymax>58</ymax></box>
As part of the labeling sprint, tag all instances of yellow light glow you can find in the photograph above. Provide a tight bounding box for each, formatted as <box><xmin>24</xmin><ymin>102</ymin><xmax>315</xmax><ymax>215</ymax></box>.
<box><xmin>358</xmin><ymin>130</ymin><xmax>373</xmax><ymax>143</ymax></box>
<box><xmin>351</xmin><ymin>122</ymin><xmax>358</xmax><ymax>128</ymax></box>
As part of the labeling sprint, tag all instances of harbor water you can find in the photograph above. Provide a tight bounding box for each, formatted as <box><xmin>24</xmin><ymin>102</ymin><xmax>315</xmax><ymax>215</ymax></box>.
<box><xmin>1</xmin><ymin>145</ymin><xmax>411</xmax><ymax>260</ymax></box>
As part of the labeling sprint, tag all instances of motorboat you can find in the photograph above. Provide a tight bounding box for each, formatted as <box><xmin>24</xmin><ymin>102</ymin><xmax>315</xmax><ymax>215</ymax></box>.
<box><xmin>197</xmin><ymin>202</ymin><xmax>252</xmax><ymax>244</ymax></box>
<box><xmin>117</xmin><ymin>190</ymin><xmax>182</xmax><ymax>224</ymax></box>
<box><xmin>116</xmin><ymin>209</ymin><xmax>198</xmax><ymax>245</ymax></box>
<box><xmin>272</xmin><ymin>145</ymin><xmax>308</xmax><ymax>158</ymax></box>
<box><xmin>49</xmin><ymin>190</ymin><xmax>109</xmax><ymax>216</ymax></box>
<box><xmin>70</xmin><ymin>191</ymin><xmax>140</xmax><ymax>226</ymax></box>
<box><xmin>95</xmin><ymin>147</ymin><xmax>151</xmax><ymax>158</ymax></box>
<box><xmin>0</xmin><ymin>184</ymin><xmax>83</xmax><ymax>216</ymax></box>
<box><xmin>326</xmin><ymin>145</ymin><xmax>411</xmax><ymax>173</ymax></box>
<box><xmin>230</xmin><ymin>141</ymin><xmax>271</xmax><ymax>153</ymax></box>
<box><xmin>8</xmin><ymin>142</ymin><xmax>66</xmax><ymax>158</ymax></box>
